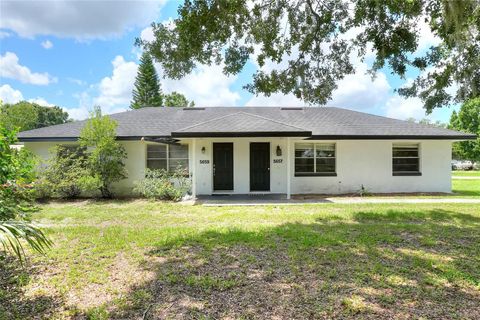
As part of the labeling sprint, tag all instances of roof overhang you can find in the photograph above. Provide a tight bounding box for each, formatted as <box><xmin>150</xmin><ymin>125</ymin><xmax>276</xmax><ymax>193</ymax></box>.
<box><xmin>307</xmin><ymin>134</ymin><xmax>477</xmax><ymax>140</ymax></box>
<box><xmin>171</xmin><ymin>131</ymin><xmax>313</xmax><ymax>138</ymax></box>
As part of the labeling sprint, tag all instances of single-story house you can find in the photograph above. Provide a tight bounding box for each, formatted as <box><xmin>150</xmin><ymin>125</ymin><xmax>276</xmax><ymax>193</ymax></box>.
<box><xmin>18</xmin><ymin>107</ymin><xmax>476</xmax><ymax>198</ymax></box>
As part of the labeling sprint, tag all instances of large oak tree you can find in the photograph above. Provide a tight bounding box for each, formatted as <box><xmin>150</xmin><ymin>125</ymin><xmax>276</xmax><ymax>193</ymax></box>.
<box><xmin>138</xmin><ymin>0</ymin><xmax>480</xmax><ymax>113</ymax></box>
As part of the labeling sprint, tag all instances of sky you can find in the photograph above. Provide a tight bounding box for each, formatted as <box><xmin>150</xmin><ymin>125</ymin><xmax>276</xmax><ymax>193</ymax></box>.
<box><xmin>0</xmin><ymin>0</ymin><xmax>459</xmax><ymax>123</ymax></box>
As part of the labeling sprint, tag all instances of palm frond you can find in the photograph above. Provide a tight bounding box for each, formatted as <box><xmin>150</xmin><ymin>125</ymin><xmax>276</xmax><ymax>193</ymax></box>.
<box><xmin>0</xmin><ymin>220</ymin><xmax>52</xmax><ymax>263</ymax></box>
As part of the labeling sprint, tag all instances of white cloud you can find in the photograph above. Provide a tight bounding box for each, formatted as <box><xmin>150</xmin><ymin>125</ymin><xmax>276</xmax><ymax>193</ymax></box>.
<box><xmin>66</xmin><ymin>107</ymin><xmax>90</xmax><ymax>121</ymax></box>
<box><xmin>28</xmin><ymin>97</ymin><xmax>55</xmax><ymax>107</ymax></box>
<box><xmin>67</xmin><ymin>77</ymin><xmax>87</xmax><ymax>86</ymax></box>
<box><xmin>94</xmin><ymin>56</ymin><xmax>138</xmax><ymax>111</ymax></box>
<box><xmin>0</xmin><ymin>0</ymin><xmax>166</xmax><ymax>40</ymax></box>
<box><xmin>140</xmin><ymin>26</ymin><xmax>155</xmax><ymax>43</ymax></box>
<box><xmin>0</xmin><ymin>30</ymin><xmax>11</xmax><ymax>39</ymax></box>
<box><xmin>327</xmin><ymin>62</ymin><xmax>391</xmax><ymax>110</ymax></box>
<box><xmin>0</xmin><ymin>84</ymin><xmax>24</xmax><ymax>104</ymax></box>
<box><xmin>246</xmin><ymin>93</ymin><xmax>303</xmax><ymax>107</ymax></box>
<box><xmin>415</xmin><ymin>19</ymin><xmax>441</xmax><ymax>54</ymax></box>
<box><xmin>385</xmin><ymin>95</ymin><xmax>426</xmax><ymax>120</ymax></box>
<box><xmin>0</xmin><ymin>52</ymin><xmax>56</xmax><ymax>85</ymax></box>
<box><xmin>159</xmin><ymin>64</ymin><xmax>241</xmax><ymax>106</ymax></box>
<box><xmin>41</xmin><ymin>40</ymin><xmax>53</xmax><ymax>49</ymax></box>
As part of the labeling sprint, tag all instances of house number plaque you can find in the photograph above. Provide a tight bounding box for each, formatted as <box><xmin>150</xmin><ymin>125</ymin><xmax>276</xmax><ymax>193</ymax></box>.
<box><xmin>200</xmin><ymin>160</ymin><xmax>210</xmax><ymax>164</ymax></box>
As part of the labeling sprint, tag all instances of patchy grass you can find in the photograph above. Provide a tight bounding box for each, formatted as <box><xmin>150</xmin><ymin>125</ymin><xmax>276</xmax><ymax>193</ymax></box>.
<box><xmin>452</xmin><ymin>170</ymin><xmax>480</xmax><ymax>177</ymax></box>
<box><xmin>1</xmin><ymin>201</ymin><xmax>480</xmax><ymax>319</ymax></box>
<box><xmin>452</xmin><ymin>179</ymin><xmax>480</xmax><ymax>196</ymax></box>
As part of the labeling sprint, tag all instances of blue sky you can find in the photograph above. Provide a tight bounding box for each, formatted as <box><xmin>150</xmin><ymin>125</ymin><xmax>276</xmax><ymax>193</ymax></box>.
<box><xmin>0</xmin><ymin>0</ymin><xmax>458</xmax><ymax>122</ymax></box>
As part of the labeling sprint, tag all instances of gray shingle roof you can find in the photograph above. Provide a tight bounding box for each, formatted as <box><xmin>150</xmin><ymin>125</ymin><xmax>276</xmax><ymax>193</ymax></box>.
<box><xmin>172</xmin><ymin>112</ymin><xmax>311</xmax><ymax>137</ymax></box>
<box><xmin>17</xmin><ymin>106</ymin><xmax>476</xmax><ymax>141</ymax></box>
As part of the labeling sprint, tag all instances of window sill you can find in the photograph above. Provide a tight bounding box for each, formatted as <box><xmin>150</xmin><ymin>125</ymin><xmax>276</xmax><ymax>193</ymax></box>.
<box><xmin>295</xmin><ymin>172</ymin><xmax>337</xmax><ymax>177</ymax></box>
<box><xmin>393</xmin><ymin>172</ymin><xmax>422</xmax><ymax>176</ymax></box>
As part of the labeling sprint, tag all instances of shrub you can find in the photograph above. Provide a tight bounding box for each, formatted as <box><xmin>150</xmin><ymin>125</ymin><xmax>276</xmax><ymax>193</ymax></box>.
<box><xmin>0</xmin><ymin>125</ymin><xmax>51</xmax><ymax>262</ymax></box>
<box><xmin>39</xmin><ymin>145</ymin><xmax>94</xmax><ymax>199</ymax></box>
<box><xmin>79</xmin><ymin>107</ymin><xmax>127</xmax><ymax>198</ymax></box>
<box><xmin>134</xmin><ymin>168</ymin><xmax>191</xmax><ymax>201</ymax></box>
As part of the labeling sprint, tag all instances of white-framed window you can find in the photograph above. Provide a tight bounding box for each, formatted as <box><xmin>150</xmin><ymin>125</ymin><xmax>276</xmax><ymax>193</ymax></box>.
<box><xmin>392</xmin><ymin>143</ymin><xmax>421</xmax><ymax>176</ymax></box>
<box><xmin>146</xmin><ymin>144</ymin><xmax>189</xmax><ymax>172</ymax></box>
<box><xmin>295</xmin><ymin>143</ymin><xmax>336</xmax><ymax>176</ymax></box>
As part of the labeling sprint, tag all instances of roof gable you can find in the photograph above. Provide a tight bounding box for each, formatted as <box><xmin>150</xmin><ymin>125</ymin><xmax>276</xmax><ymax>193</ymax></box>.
<box><xmin>172</xmin><ymin>112</ymin><xmax>311</xmax><ymax>137</ymax></box>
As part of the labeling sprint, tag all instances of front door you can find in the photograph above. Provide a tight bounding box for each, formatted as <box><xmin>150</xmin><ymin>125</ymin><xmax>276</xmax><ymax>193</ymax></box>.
<box><xmin>250</xmin><ymin>142</ymin><xmax>270</xmax><ymax>191</ymax></box>
<box><xmin>213</xmin><ymin>143</ymin><xmax>234</xmax><ymax>191</ymax></box>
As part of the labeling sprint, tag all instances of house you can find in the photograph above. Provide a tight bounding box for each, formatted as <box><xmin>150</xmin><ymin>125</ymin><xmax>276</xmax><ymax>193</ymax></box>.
<box><xmin>18</xmin><ymin>107</ymin><xmax>476</xmax><ymax>198</ymax></box>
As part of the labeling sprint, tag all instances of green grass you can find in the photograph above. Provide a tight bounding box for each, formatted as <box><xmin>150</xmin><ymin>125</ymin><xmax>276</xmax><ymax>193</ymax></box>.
<box><xmin>452</xmin><ymin>178</ymin><xmax>480</xmax><ymax>196</ymax></box>
<box><xmin>1</xmin><ymin>201</ymin><xmax>479</xmax><ymax>319</ymax></box>
<box><xmin>452</xmin><ymin>170</ymin><xmax>480</xmax><ymax>177</ymax></box>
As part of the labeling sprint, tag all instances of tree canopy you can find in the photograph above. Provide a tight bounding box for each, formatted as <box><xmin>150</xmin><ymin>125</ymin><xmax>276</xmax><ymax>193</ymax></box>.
<box><xmin>139</xmin><ymin>0</ymin><xmax>480</xmax><ymax>113</ymax></box>
<box><xmin>131</xmin><ymin>51</ymin><xmax>164</xmax><ymax>109</ymax></box>
<box><xmin>449</xmin><ymin>98</ymin><xmax>480</xmax><ymax>162</ymax></box>
<box><xmin>0</xmin><ymin>101</ymin><xmax>70</xmax><ymax>132</ymax></box>
<box><xmin>164</xmin><ymin>91</ymin><xmax>195</xmax><ymax>107</ymax></box>
<box><xmin>131</xmin><ymin>52</ymin><xmax>195</xmax><ymax>108</ymax></box>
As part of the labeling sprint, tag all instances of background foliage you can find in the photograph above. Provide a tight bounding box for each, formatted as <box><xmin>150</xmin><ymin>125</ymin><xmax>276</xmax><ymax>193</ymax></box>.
<box><xmin>0</xmin><ymin>101</ymin><xmax>70</xmax><ymax>132</ymax></box>
<box><xmin>139</xmin><ymin>0</ymin><xmax>480</xmax><ymax>112</ymax></box>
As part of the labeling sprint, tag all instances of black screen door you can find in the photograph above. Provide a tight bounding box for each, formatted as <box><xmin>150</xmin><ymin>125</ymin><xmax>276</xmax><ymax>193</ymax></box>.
<box><xmin>250</xmin><ymin>142</ymin><xmax>270</xmax><ymax>191</ymax></box>
<box><xmin>213</xmin><ymin>143</ymin><xmax>234</xmax><ymax>190</ymax></box>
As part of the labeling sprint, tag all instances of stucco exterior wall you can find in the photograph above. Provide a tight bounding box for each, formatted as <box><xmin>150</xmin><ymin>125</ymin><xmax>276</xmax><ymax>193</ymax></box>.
<box><xmin>289</xmin><ymin>139</ymin><xmax>452</xmax><ymax>194</ymax></box>
<box><xmin>24</xmin><ymin>138</ymin><xmax>453</xmax><ymax>196</ymax></box>
<box><xmin>24</xmin><ymin>140</ymin><xmax>148</xmax><ymax>196</ymax></box>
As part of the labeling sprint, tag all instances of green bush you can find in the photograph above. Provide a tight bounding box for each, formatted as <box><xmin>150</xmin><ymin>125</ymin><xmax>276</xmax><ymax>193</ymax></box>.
<box><xmin>36</xmin><ymin>145</ymin><xmax>99</xmax><ymax>199</ymax></box>
<box><xmin>134</xmin><ymin>168</ymin><xmax>191</xmax><ymax>201</ymax></box>
<box><xmin>0</xmin><ymin>125</ymin><xmax>51</xmax><ymax>262</ymax></box>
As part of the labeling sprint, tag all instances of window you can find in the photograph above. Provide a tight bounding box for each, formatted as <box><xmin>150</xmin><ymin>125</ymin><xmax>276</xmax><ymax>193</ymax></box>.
<box><xmin>392</xmin><ymin>144</ymin><xmax>421</xmax><ymax>176</ymax></box>
<box><xmin>146</xmin><ymin>144</ymin><xmax>189</xmax><ymax>172</ymax></box>
<box><xmin>295</xmin><ymin>143</ymin><xmax>336</xmax><ymax>176</ymax></box>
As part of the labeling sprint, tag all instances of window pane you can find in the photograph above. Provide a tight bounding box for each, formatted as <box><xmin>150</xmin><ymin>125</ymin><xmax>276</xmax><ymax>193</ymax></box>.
<box><xmin>147</xmin><ymin>145</ymin><xmax>166</xmax><ymax>159</ymax></box>
<box><xmin>316</xmin><ymin>158</ymin><xmax>335</xmax><ymax>172</ymax></box>
<box><xmin>147</xmin><ymin>159</ymin><xmax>167</xmax><ymax>170</ymax></box>
<box><xmin>393</xmin><ymin>158</ymin><xmax>419</xmax><ymax>172</ymax></box>
<box><xmin>169</xmin><ymin>144</ymin><xmax>188</xmax><ymax>158</ymax></box>
<box><xmin>169</xmin><ymin>159</ymin><xmax>189</xmax><ymax>172</ymax></box>
<box><xmin>316</xmin><ymin>143</ymin><xmax>335</xmax><ymax>157</ymax></box>
<box><xmin>295</xmin><ymin>143</ymin><xmax>314</xmax><ymax>158</ymax></box>
<box><xmin>393</xmin><ymin>144</ymin><xmax>419</xmax><ymax>172</ymax></box>
<box><xmin>393</xmin><ymin>147</ymin><xmax>418</xmax><ymax>157</ymax></box>
<box><xmin>295</xmin><ymin>158</ymin><xmax>314</xmax><ymax>173</ymax></box>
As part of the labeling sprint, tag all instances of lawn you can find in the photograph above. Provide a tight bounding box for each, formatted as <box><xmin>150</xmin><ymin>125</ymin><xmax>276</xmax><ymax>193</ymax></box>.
<box><xmin>452</xmin><ymin>170</ymin><xmax>480</xmax><ymax>177</ymax></box>
<box><xmin>1</xmin><ymin>201</ymin><xmax>479</xmax><ymax>319</ymax></box>
<box><xmin>452</xmin><ymin>178</ymin><xmax>480</xmax><ymax>196</ymax></box>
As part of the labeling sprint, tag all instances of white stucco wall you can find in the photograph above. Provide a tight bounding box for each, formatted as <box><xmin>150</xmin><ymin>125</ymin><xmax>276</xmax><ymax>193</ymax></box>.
<box><xmin>24</xmin><ymin>140</ymin><xmax>148</xmax><ymax>196</ymax></box>
<box><xmin>289</xmin><ymin>140</ymin><xmax>452</xmax><ymax>194</ymax></box>
<box><xmin>24</xmin><ymin>138</ymin><xmax>453</xmax><ymax>196</ymax></box>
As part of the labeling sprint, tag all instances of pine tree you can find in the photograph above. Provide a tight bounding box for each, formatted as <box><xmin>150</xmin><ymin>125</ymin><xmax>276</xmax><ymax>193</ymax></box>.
<box><xmin>130</xmin><ymin>52</ymin><xmax>163</xmax><ymax>109</ymax></box>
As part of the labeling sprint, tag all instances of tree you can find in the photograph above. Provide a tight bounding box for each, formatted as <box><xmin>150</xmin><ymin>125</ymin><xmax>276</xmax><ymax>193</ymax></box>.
<box><xmin>449</xmin><ymin>98</ymin><xmax>480</xmax><ymax>162</ymax></box>
<box><xmin>0</xmin><ymin>126</ymin><xmax>51</xmax><ymax>262</ymax></box>
<box><xmin>163</xmin><ymin>91</ymin><xmax>195</xmax><ymax>107</ymax></box>
<box><xmin>0</xmin><ymin>101</ymin><xmax>70</xmax><ymax>132</ymax></box>
<box><xmin>79</xmin><ymin>107</ymin><xmax>127</xmax><ymax>198</ymax></box>
<box><xmin>138</xmin><ymin>0</ymin><xmax>480</xmax><ymax>113</ymax></box>
<box><xmin>130</xmin><ymin>51</ymin><xmax>163</xmax><ymax>109</ymax></box>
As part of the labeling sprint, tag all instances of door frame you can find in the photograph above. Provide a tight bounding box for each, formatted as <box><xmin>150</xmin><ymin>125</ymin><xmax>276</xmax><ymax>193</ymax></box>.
<box><xmin>249</xmin><ymin>142</ymin><xmax>271</xmax><ymax>192</ymax></box>
<box><xmin>212</xmin><ymin>142</ymin><xmax>234</xmax><ymax>191</ymax></box>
